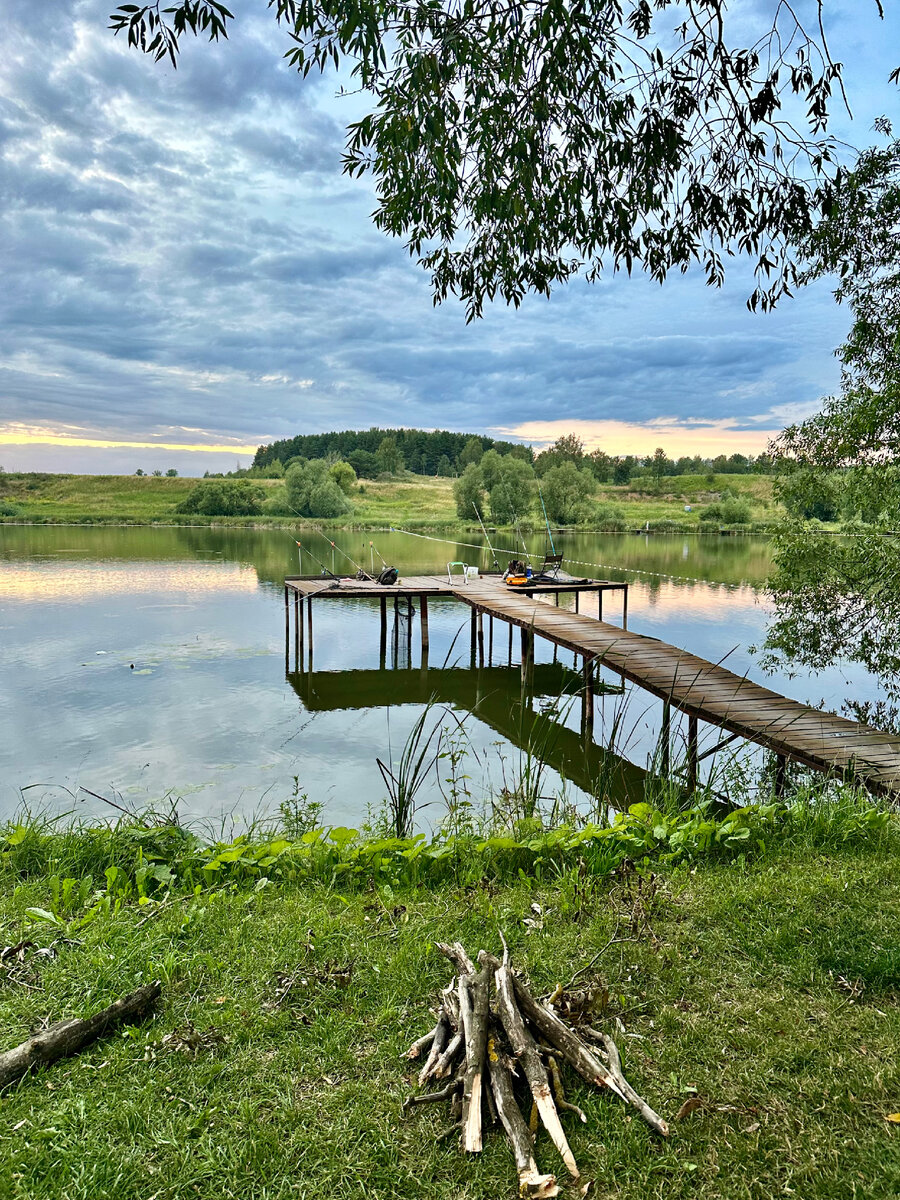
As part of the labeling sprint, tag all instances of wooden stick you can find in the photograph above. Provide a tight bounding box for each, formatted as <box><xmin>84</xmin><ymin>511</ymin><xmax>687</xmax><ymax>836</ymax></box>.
<box><xmin>433</xmin><ymin>1031</ymin><xmax>463</xmax><ymax>1079</ymax></box>
<box><xmin>598</xmin><ymin>1032</ymin><xmax>670</xmax><ymax>1137</ymax></box>
<box><xmin>486</xmin><ymin>1030</ymin><xmax>559</xmax><ymax>1199</ymax></box>
<box><xmin>436</xmin><ymin>941</ymin><xmax>476</xmax><ymax>976</ymax></box>
<box><xmin>403</xmin><ymin>1073</ymin><xmax>463</xmax><ymax>1111</ymax></box>
<box><xmin>459</xmin><ymin>962</ymin><xmax>491</xmax><ymax>1152</ymax></box>
<box><xmin>0</xmin><ymin>981</ymin><xmax>162</xmax><ymax>1090</ymax></box>
<box><xmin>405</xmin><ymin>1024</ymin><xmax>439</xmax><ymax>1060</ymax></box>
<box><xmin>418</xmin><ymin>1012</ymin><xmax>451</xmax><ymax>1087</ymax></box>
<box><xmin>494</xmin><ymin>961</ymin><xmax>579</xmax><ymax>1178</ymax></box>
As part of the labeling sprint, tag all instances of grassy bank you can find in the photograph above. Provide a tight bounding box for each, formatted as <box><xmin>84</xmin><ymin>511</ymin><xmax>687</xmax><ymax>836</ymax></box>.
<box><xmin>0</xmin><ymin>471</ymin><xmax>780</xmax><ymax>532</ymax></box>
<box><xmin>0</xmin><ymin>795</ymin><xmax>897</xmax><ymax>1199</ymax></box>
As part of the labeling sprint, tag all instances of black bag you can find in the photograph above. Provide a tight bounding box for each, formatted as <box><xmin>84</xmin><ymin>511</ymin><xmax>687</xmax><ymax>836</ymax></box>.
<box><xmin>377</xmin><ymin>566</ymin><xmax>399</xmax><ymax>586</ymax></box>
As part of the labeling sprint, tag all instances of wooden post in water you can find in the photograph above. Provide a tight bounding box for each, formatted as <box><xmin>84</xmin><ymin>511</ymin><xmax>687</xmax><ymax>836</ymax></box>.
<box><xmin>420</xmin><ymin>595</ymin><xmax>429</xmax><ymax>652</ymax></box>
<box><xmin>488</xmin><ymin>614</ymin><xmax>493</xmax><ymax>665</ymax></box>
<box><xmin>379</xmin><ymin>596</ymin><xmax>387</xmax><ymax>669</ymax></box>
<box><xmin>622</xmin><ymin>586</ymin><xmax>629</xmax><ymax>630</ymax></box>
<box><xmin>297</xmin><ymin>594</ymin><xmax>304</xmax><ymax>667</ymax></box>
<box><xmin>296</xmin><ymin>592</ymin><xmax>303</xmax><ymax>676</ymax></box>
<box><xmin>660</xmin><ymin>702</ymin><xmax>671</xmax><ymax>778</ymax></box>
<box><xmin>284</xmin><ymin>585</ymin><xmax>290</xmax><ymax>673</ymax></box>
<box><xmin>687</xmin><ymin>714</ymin><xmax>698</xmax><ymax>793</ymax></box>
<box><xmin>477</xmin><ymin>611</ymin><xmax>485</xmax><ymax>667</ymax></box>
<box><xmin>582</xmin><ymin>656</ymin><xmax>595</xmax><ymax>741</ymax></box>
<box><xmin>407</xmin><ymin>597</ymin><xmax>414</xmax><ymax>660</ymax></box>
<box><xmin>470</xmin><ymin>607</ymin><xmax>477</xmax><ymax>668</ymax></box>
<box><xmin>508</xmin><ymin>621</ymin><xmax>513</xmax><ymax>666</ymax></box>
<box><xmin>306</xmin><ymin>596</ymin><xmax>314</xmax><ymax>671</ymax></box>
<box><xmin>598</xmin><ymin>590</ymin><xmax>603</xmax><ymax>622</ymax></box>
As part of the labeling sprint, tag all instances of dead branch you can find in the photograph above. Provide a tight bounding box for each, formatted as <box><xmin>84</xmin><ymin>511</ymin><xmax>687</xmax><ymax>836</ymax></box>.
<box><xmin>487</xmin><ymin>1024</ymin><xmax>559</xmax><ymax>1199</ymax></box>
<box><xmin>495</xmin><ymin>958</ymin><xmax>579</xmax><ymax>1179</ymax></box>
<box><xmin>0</xmin><ymin>981</ymin><xmax>162</xmax><ymax>1090</ymax></box>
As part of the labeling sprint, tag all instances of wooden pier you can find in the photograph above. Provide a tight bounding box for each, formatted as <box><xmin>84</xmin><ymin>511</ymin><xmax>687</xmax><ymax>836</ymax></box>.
<box><xmin>283</xmin><ymin>572</ymin><xmax>900</xmax><ymax>797</ymax></box>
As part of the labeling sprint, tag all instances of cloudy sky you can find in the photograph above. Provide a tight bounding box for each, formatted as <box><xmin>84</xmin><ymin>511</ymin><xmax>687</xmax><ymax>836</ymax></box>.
<box><xmin>1</xmin><ymin>1</ymin><xmax>897</xmax><ymax>474</ymax></box>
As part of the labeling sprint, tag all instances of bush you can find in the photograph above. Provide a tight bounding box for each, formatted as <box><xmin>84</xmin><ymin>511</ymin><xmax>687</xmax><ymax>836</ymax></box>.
<box><xmin>285</xmin><ymin>460</ymin><xmax>351</xmax><ymax>518</ymax></box>
<box><xmin>0</xmin><ymin>501</ymin><xmax>22</xmax><ymax>517</ymax></box>
<box><xmin>700</xmin><ymin>498</ymin><xmax>752</xmax><ymax>524</ymax></box>
<box><xmin>487</xmin><ymin>456</ymin><xmax>535</xmax><ymax>524</ymax></box>
<box><xmin>592</xmin><ymin>502</ymin><xmax>627</xmax><ymax>531</ymax></box>
<box><xmin>329</xmin><ymin>461</ymin><xmax>357</xmax><ymax>495</ymax></box>
<box><xmin>176</xmin><ymin>480</ymin><xmax>264</xmax><ymax>516</ymax></box>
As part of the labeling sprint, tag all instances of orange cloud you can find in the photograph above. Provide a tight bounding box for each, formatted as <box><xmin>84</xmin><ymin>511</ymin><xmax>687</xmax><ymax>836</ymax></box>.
<box><xmin>494</xmin><ymin>419</ymin><xmax>780</xmax><ymax>458</ymax></box>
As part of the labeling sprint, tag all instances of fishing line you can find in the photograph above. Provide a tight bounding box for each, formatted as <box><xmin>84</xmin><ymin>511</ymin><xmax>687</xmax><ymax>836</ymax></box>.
<box><xmin>537</xmin><ymin>484</ymin><xmax>557</xmax><ymax>556</ymax></box>
<box><xmin>386</xmin><ymin>525</ymin><xmax>750</xmax><ymax>589</ymax></box>
<box><xmin>313</xmin><ymin>528</ymin><xmax>372</xmax><ymax>578</ymax></box>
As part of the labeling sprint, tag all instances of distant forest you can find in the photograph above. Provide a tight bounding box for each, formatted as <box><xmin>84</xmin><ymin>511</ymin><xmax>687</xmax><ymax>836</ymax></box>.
<box><xmin>251</xmin><ymin>427</ymin><xmax>772</xmax><ymax>482</ymax></box>
<box><xmin>252</xmin><ymin>428</ymin><xmax>530</xmax><ymax>478</ymax></box>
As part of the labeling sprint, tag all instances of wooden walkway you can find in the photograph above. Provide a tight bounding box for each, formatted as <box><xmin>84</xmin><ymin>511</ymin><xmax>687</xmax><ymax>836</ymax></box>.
<box><xmin>283</xmin><ymin>572</ymin><xmax>900</xmax><ymax>796</ymax></box>
<box><xmin>452</xmin><ymin>585</ymin><xmax>900</xmax><ymax>796</ymax></box>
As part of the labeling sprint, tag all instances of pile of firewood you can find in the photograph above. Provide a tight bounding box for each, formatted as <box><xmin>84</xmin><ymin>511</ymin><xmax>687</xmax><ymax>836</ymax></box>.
<box><xmin>403</xmin><ymin>942</ymin><xmax>668</xmax><ymax>1198</ymax></box>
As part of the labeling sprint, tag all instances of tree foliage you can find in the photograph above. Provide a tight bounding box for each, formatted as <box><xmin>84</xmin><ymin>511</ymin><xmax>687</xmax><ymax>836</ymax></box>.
<box><xmin>487</xmin><ymin>456</ymin><xmax>535</xmax><ymax>524</ymax></box>
<box><xmin>541</xmin><ymin>461</ymin><xmax>595</xmax><ymax>524</ymax></box>
<box><xmin>285</xmin><ymin>459</ymin><xmax>351</xmax><ymax>517</ymax></box>
<box><xmin>109</xmin><ymin>1</ymin><xmax>879</xmax><ymax>317</ymax></box>
<box><xmin>329</xmin><ymin>460</ymin><xmax>358</xmax><ymax>494</ymax></box>
<box><xmin>765</xmin><ymin>137</ymin><xmax>900</xmax><ymax>694</ymax></box>
<box><xmin>453</xmin><ymin>462</ymin><xmax>486</xmax><ymax>520</ymax></box>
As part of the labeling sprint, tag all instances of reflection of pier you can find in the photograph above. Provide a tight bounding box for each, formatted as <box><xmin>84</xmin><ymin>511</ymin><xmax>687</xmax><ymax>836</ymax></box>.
<box><xmin>284</xmin><ymin>572</ymin><xmax>900</xmax><ymax>796</ymax></box>
<box><xmin>285</xmin><ymin>663</ymin><xmax>644</xmax><ymax>801</ymax></box>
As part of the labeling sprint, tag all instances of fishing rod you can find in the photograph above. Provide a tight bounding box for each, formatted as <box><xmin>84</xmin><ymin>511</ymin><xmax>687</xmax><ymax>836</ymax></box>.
<box><xmin>537</xmin><ymin>483</ymin><xmax>557</xmax><ymax>555</ymax></box>
<box><xmin>314</xmin><ymin>529</ymin><xmax>371</xmax><ymax>578</ymax></box>
<box><xmin>369</xmin><ymin>538</ymin><xmax>390</xmax><ymax>569</ymax></box>
<box><xmin>472</xmin><ymin>503</ymin><xmax>500</xmax><ymax>572</ymax></box>
<box><xmin>295</xmin><ymin>538</ymin><xmax>337</xmax><ymax>578</ymax></box>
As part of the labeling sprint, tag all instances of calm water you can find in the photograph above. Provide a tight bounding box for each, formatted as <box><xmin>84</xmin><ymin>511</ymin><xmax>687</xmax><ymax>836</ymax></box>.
<box><xmin>0</xmin><ymin>525</ymin><xmax>878</xmax><ymax>827</ymax></box>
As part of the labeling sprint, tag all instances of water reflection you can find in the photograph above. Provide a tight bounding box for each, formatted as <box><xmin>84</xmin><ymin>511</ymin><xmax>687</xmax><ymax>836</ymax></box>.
<box><xmin>0</xmin><ymin>525</ymin><xmax>880</xmax><ymax>825</ymax></box>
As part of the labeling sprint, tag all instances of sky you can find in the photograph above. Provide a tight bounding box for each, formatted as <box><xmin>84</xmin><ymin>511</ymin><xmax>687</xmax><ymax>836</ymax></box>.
<box><xmin>0</xmin><ymin>1</ymin><xmax>898</xmax><ymax>475</ymax></box>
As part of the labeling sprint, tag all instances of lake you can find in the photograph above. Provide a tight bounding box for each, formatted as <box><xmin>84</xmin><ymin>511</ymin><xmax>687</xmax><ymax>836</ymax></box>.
<box><xmin>0</xmin><ymin>525</ymin><xmax>878</xmax><ymax>829</ymax></box>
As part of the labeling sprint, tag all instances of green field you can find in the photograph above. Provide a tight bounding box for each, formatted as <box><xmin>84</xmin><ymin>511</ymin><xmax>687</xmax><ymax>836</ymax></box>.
<box><xmin>0</xmin><ymin>471</ymin><xmax>779</xmax><ymax>531</ymax></box>
<box><xmin>0</xmin><ymin>809</ymin><xmax>896</xmax><ymax>1200</ymax></box>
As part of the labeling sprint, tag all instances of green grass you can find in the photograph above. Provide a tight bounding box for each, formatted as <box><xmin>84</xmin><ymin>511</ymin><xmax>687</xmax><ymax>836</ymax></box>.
<box><xmin>0</xmin><ymin>471</ymin><xmax>781</xmax><ymax>532</ymax></box>
<box><xmin>0</xmin><ymin>807</ymin><xmax>897</xmax><ymax>1199</ymax></box>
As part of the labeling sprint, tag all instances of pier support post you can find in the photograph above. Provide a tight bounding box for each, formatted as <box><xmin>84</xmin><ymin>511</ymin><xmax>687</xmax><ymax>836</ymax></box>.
<box><xmin>574</xmin><ymin>591</ymin><xmax>579</xmax><ymax>615</ymax></box>
<box><xmin>582</xmin><ymin>656</ymin><xmax>595</xmax><ymax>741</ymax></box>
<box><xmin>306</xmin><ymin>597</ymin><xmax>314</xmax><ymax>671</ymax></box>
<box><xmin>598</xmin><ymin>590</ymin><xmax>603</xmax><ymax>622</ymax></box>
<box><xmin>379</xmin><ymin>596</ymin><xmax>387</xmax><ymax>670</ymax></box>
<box><xmin>622</xmin><ymin>586</ymin><xmax>629</xmax><ymax>630</ymax></box>
<box><xmin>284</xmin><ymin>586</ymin><xmax>290</xmax><ymax>673</ymax></box>
<box><xmin>520</xmin><ymin>628</ymin><xmax>534</xmax><ymax>689</ymax></box>
<box><xmin>488</xmin><ymin>614</ymin><xmax>493</xmax><ymax>665</ymax></box>
<box><xmin>470</xmin><ymin>607</ymin><xmax>477</xmax><ymax>668</ymax></box>
<box><xmin>774</xmin><ymin>754</ymin><xmax>787</xmax><ymax>800</ymax></box>
<box><xmin>477</xmin><ymin>611</ymin><xmax>485</xmax><ymax>667</ymax></box>
<box><xmin>297</xmin><ymin>595</ymin><xmax>304</xmax><ymax>667</ymax></box>
<box><xmin>687</xmin><ymin>714</ymin><xmax>698</xmax><ymax>793</ymax></box>
<box><xmin>296</xmin><ymin>592</ymin><xmax>303</xmax><ymax>676</ymax></box>
<box><xmin>508</xmin><ymin>621</ymin><xmax>513</xmax><ymax>666</ymax></box>
<box><xmin>660</xmin><ymin>702</ymin><xmax>671</xmax><ymax>778</ymax></box>
<box><xmin>420</xmin><ymin>595</ymin><xmax>429</xmax><ymax>655</ymax></box>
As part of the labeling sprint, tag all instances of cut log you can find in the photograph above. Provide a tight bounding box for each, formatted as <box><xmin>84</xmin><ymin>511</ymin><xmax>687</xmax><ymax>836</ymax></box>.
<box><xmin>0</xmin><ymin>981</ymin><xmax>162</xmax><ymax>1090</ymax></box>
<box><xmin>459</xmin><ymin>961</ymin><xmax>492</xmax><ymax>1152</ymax></box>
<box><xmin>487</xmin><ymin>1028</ymin><xmax>559</xmax><ymax>1199</ymax></box>
<box><xmin>494</xmin><ymin>961</ymin><xmax>579</xmax><ymax>1179</ymax></box>
<box><xmin>598</xmin><ymin>1032</ymin><xmax>670</xmax><ymax>1137</ymax></box>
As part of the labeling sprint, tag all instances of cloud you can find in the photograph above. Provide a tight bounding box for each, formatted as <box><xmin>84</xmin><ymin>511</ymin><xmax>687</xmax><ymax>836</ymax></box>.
<box><xmin>0</xmin><ymin>1</ymin><xmax>897</xmax><ymax>472</ymax></box>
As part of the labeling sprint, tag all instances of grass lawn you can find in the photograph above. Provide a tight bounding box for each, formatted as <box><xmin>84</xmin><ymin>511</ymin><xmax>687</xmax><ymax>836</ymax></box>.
<box><xmin>0</xmin><ymin>841</ymin><xmax>896</xmax><ymax>1199</ymax></box>
<box><xmin>0</xmin><ymin>471</ymin><xmax>781</xmax><ymax>532</ymax></box>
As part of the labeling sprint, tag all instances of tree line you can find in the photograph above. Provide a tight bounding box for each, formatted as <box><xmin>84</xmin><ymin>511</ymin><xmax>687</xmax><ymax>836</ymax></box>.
<box><xmin>250</xmin><ymin>427</ymin><xmax>774</xmax><ymax>483</ymax></box>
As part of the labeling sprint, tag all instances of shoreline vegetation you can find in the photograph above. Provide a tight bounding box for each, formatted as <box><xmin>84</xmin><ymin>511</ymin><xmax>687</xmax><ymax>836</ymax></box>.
<box><xmin>0</xmin><ymin>777</ymin><xmax>897</xmax><ymax>1199</ymax></box>
<box><xmin>0</xmin><ymin>470</ymin><xmax>788</xmax><ymax>534</ymax></box>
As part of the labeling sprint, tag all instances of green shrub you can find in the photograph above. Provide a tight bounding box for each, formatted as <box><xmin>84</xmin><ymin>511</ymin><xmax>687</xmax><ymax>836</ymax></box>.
<box><xmin>700</xmin><ymin>498</ymin><xmax>752</xmax><ymax>524</ymax></box>
<box><xmin>176</xmin><ymin>480</ymin><xmax>264</xmax><ymax>516</ymax></box>
<box><xmin>329</xmin><ymin>461</ymin><xmax>357</xmax><ymax>495</ymax></box>
<box><xmin>285</xmin><ymin>460</ymin><xmax>351</xmax><ymax>518</ymax></box>
<box><xmin>0</xmin><ymin>500</ymin><xmax>22</xmax><ymax>516</ymax></box>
